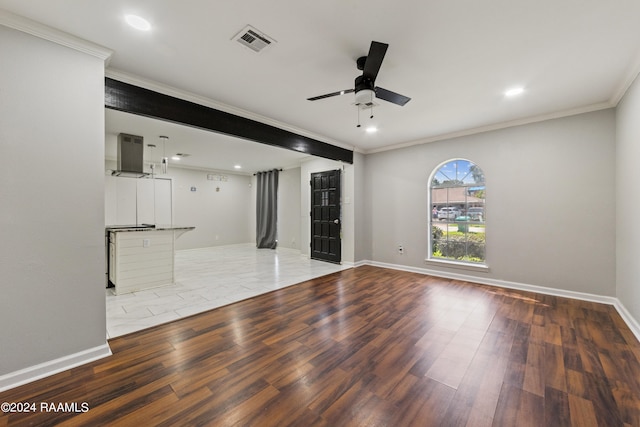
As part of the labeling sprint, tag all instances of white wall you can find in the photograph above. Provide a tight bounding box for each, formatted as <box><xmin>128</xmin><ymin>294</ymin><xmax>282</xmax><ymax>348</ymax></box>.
<box><xmin>278</xmin><ymin>168</ymin><xmax>302</xmax><ymax>250</ymax></box>
<box><xmin>105</xmin><ymin>162</ymin><xmax>308</xmax><ymax>254</ymax></box>
<box><xmin>164</xmin><ymin>167</ymin><xmax>252</xmax><ymax>250</ymax></box>
<box><xmin>106</xmin><ymin>160</ymin><xmax>253</xmax><ymax>250</ymax></box>
<box><xmin>616</xmin><ymin>72</ymin><xmax>640</xmax><ymax>323</ymax></box>
<box><xmin>364</xmin><ymin>109</ymin><xmax>616</xmax><ymax>296</ymax></box>
<box><xmin>0</xmin><ymin>26</ymin><xmax>109</xmax><ymax>378</ymax></box>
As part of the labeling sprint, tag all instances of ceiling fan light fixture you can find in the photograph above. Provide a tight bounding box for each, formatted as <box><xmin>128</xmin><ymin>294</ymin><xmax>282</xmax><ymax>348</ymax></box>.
<box><xmin>355</xmin><ymin>88</ymin><xmax>374</xmax><ymax>105</ymax></box>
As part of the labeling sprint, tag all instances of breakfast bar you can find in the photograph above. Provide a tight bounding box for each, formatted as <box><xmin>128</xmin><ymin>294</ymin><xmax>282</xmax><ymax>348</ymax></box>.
<box><xmin>106</xmin><ymin>225</ymin><xmax>195</xmax><ymax>295</ymax></box>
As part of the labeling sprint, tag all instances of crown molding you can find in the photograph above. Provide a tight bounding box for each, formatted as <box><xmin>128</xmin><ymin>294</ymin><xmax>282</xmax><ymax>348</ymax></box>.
<box><xmin>364</xmin><ymin>101</ymin><xmax>614</xmax><ymax>155</ymax></box>
<box><xmin>610</xmin><ymin>49</ymin><xmax>640</xmax><ymax>106</ymax></box>
<box><xmin>0</xmin><ymin>9</ymin><xmax>113</xmax><ymax>63</ymax></box>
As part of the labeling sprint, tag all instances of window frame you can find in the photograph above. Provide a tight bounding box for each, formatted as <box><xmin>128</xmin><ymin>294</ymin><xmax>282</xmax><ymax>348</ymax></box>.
<box><xmin>427</xmin><ymin>158</ymin><xmax>488</xmax><ymax>270</ymax></box>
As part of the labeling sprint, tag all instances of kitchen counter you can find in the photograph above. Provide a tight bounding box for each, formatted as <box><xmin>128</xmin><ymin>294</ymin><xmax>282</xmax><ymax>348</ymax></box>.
<box><xmin>106</xmin><ymin>224</ymin><xmax>195</xmax><ymax>232</ymax></box>
<box><xmin>106</xmin><ymin>225</ymin><xmax>195</xmax><ymax>295</ymax></box>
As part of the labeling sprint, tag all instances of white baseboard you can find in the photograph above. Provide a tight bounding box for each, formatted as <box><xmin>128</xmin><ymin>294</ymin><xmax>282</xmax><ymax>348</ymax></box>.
<box><xmin>613</xmin><ymin>300</ymin><xmax>640</xmax><ymax>343</ymax></box>
<box><xmin>360</xmin><ymin>260</ymin><xmax>640</xmax><ymax>343</ymax></box>
<box><xmin>0</xmin><ymin>344</ymin><xmax>112</xmax><ymax>392</ymax></box>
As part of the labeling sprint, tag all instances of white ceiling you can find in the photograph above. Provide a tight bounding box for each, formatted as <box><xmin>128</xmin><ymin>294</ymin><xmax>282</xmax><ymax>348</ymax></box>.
<box><xmin>2</xmin><ymin>0</ymin><xmax>640</xmax><ymax>171</ymax></box>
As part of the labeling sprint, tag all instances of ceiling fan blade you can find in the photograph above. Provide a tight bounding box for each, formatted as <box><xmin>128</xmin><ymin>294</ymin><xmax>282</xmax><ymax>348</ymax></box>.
<box><xmin>307</xmin><ymin>89</ymin><xmax>354</xmax><ymax>101</ymax></box>
<box><xmin>374</xmin><ymin>87</ymin><xmax>411</xmax><ymax>106</ymax></box>
<box><xmin>362</xmin><ymin>41</ymin><xmax>389</xmax><ymax>82</ymax></box>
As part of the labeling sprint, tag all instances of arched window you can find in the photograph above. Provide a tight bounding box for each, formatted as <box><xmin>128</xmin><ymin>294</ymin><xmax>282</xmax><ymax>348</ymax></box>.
<box><xmin>429</xmin><ymin>159</ymin><xmax>486</xmax><ymax>265</ymax></box>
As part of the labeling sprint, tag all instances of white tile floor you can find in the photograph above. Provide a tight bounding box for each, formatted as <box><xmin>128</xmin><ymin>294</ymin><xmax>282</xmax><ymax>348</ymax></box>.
<box><xmin>106</xmin><ymin>244</ymin><xmax>350</xmax><ymax>338</ymax></box>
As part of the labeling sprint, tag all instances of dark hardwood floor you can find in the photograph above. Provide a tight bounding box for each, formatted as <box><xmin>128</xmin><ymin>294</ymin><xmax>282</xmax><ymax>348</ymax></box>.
<box><xmin>1</xmin><ymin>266</ymin><xmax>639</xmax><ymax>426</ymax></box>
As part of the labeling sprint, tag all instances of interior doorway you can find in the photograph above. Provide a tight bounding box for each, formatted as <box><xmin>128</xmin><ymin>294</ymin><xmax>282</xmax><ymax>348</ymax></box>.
<box><xmin>310</xmin><ymin>169</ymin><xmax>342</xmax><ymax>263</ymax></box>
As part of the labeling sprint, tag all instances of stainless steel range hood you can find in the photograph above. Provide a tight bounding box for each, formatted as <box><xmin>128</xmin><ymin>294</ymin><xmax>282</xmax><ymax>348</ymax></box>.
<box><xmin>112</xmin><ymin>133</ymin><xmax>148</xmax><ymax>177</ymax></box>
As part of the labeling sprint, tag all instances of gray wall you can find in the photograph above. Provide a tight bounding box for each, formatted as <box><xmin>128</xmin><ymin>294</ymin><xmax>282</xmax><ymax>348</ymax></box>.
<box><xmin>364</xmin><ymin>109</ymin><xmax>616</xmax><ymax>296</ymax></box>
<box><xmin>616</xmin><ymin>72</ymin><xmax>640</xmax><ymax>322</ymax></box>
<box><xmin>353</xmin><ymin>152</ymin><xmax>369</xmax><ymax>262</ymax></box>
<box><xmin>0</xmin><ymin>27</ymin><xmax>108</xmax><ymax>375</ymax></box>
<box><xmin>169</xmin><ymin>167</ymin><xmax>252</xmax><ymax>250</ymax></box>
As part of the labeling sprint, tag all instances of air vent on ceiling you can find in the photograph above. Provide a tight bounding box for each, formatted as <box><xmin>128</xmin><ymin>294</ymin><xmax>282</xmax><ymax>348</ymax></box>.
<box><xmin>232</xmin><ymin>25</ymin><xmax>276</xmax><ymax>53</ymax></box>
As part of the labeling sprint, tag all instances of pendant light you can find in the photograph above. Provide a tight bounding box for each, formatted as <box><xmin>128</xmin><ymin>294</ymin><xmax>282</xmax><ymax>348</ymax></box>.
<box><xmin>147</xmin><ymin>143</ymin><xmax>157</xmax><ymax>177</ymax></box>
<box><xmin>159</xmin><ymin>135</ymin><xmax>169</xmax><ymax>174</ymax></box>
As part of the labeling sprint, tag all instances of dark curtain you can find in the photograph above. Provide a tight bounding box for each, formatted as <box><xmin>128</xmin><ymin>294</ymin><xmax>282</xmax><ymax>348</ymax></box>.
<box><xmin>256</xmin><ymin>169</ymin><xmax>279</xmax><ymax>249</ymax></box>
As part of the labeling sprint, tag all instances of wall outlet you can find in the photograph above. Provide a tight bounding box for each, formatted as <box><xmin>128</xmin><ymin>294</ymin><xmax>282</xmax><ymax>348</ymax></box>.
<box><xmin>143</xmin><ymin>239</ymin><xmax>150</xmax><ymax>248</ymax></box>
<box><xmin>398</xmin><ymin>245</ymin><xmax>404</xmax><ymax>254</ymax></box>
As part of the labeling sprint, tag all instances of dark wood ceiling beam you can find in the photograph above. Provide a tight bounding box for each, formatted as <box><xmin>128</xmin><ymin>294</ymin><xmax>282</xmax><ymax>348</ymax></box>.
<box><xmin>105</xmin><ymin>78</ymin><xmax>353</xmax><ymax>164</ymax></box>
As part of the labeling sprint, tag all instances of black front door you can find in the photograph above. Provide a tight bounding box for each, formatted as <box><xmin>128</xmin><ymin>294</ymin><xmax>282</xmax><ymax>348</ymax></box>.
<box><xmin>310</xmin><ymin>169</ymin><xmax>341</xmax><ymax>263</ymax></box>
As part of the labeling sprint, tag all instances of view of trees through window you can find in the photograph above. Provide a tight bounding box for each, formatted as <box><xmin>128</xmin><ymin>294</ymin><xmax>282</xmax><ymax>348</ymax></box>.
<box><xmin>430</xmin><ymin>159</ymin><xmax>486</xmax><ymax>264</ymax></box>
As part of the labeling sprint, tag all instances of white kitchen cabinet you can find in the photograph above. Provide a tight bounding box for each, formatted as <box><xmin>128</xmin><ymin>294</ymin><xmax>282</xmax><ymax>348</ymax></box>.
<box><xmin>105</xmin><ymin>175</ymin><xmax>172</xmax><ymax>226</ymax></box>
<box><xmin>153</xmin><ymin>178</ymin><xmax>172</xmax><ymax>224</ymax></box>
<box><xmin>116</xmin><ymin>177</ymin><xmax>137</xmax><ymax>225</ymax></box>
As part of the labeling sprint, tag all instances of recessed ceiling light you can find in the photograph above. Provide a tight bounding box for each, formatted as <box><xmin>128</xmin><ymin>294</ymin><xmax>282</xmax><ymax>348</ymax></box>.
<box><xmin>365</xmin><ymin>126</ymin><xmax>378</xmax><ymax>133</ymax></box>
<box><xmin>171</xmin><ymin>156</ymin><xmax>181</xmax><ymax>161</ymax></box>
<box><xmin>234</xmin><ymin>165</ymin><xmax>242</xmax><ymax>169</ymax></box>
<box><xmin>505</xmin><ymin>87</ymin><xmax>525</xmax><ymax>97</ymax></box>
<box><xmin>125</xmin><ymin>14</ymin><xmax>151</xmax><ymax>31</ymax></box>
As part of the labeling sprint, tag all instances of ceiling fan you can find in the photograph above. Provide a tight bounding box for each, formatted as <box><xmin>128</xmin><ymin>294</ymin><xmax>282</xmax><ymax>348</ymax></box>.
<box><xmin>307</xmin><ymin>41</ymin><xmax>411</xmax><ymax>108</ymax></box>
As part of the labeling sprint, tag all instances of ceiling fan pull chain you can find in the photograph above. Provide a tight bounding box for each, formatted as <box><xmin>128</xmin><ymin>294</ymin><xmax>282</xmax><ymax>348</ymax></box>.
<box><xmin>356</xmin><ymin>106</ymin><xmax>361</xmax><ymax>128</ymax></box>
